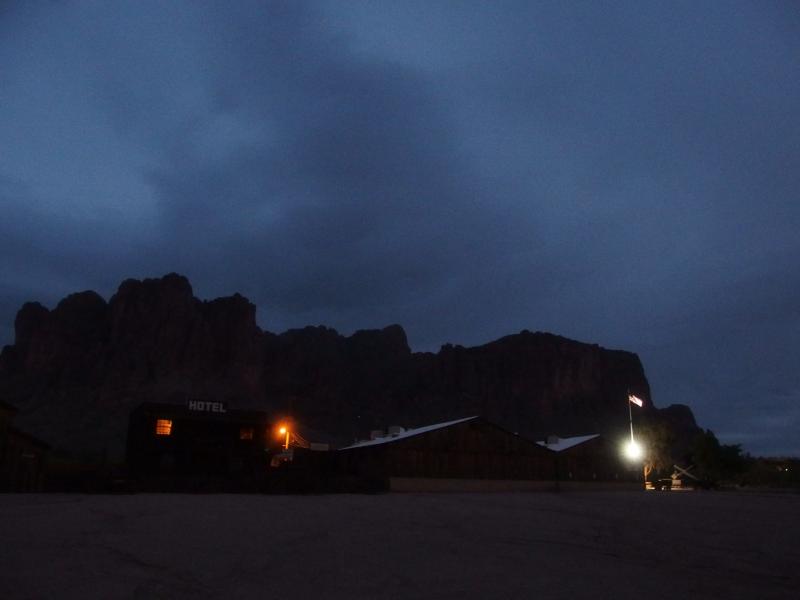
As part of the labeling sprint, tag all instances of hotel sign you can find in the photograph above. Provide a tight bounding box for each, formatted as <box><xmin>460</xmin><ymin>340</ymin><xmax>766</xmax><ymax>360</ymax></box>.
<box><xmin>187</xmin><ymin>400</ymin><xmax>227</xmax><ymax>414</ymax></box>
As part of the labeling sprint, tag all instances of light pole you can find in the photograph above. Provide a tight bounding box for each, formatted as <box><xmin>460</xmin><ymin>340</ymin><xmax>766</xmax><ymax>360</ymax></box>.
<box><xmin>624</xmin><ymin>391</ymin><xmax>645</xmax><ymax>488</ymax></box>
<box><xmin>279</xmin><ymin>425</ymin><xmax>289</xmax><ymax>450</ymax></box>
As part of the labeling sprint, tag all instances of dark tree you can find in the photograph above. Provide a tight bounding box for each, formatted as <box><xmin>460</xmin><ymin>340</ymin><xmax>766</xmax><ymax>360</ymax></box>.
<box><xmin>690</xmin><ymin>429</ymin><xmax>745</xmax><ymax>484</ymax></box>
<box><xmin>640</xmin><ymin>420</ymin><xmax>675</xmax><ymax>479</ymax></box>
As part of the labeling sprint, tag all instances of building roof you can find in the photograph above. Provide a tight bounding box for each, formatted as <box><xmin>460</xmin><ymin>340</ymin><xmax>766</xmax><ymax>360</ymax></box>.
<box><xmin>538</xmin><ymin>434</ymin><xmax>600</xmax><ymax>452</ymax></box>
<box><xmin>0</xmin><ymin>399</ymin><xmax>19</xmax><ymax>414</ymax></box>
<box><xmin>8</xmin><ymin>427</ymin><xmax>51</xmax><ymax>450</ymax></box>
<box><xmin>340</xmin><ymin>416</ymin><xmax>479</xmax><ymax>450</ymax></box>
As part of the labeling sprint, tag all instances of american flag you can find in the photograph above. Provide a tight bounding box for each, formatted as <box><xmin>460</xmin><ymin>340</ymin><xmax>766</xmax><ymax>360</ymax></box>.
<box><xmin>628</xmin><ymin>394</ymin><xmax>644</xmax><ymax>407</ymax></box>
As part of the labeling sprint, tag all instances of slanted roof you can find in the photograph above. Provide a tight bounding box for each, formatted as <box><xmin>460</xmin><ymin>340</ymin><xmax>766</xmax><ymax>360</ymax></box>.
<box><xmin>8</xmin><ymin>427</ymin><xmax>50</xmax><ymax>450</ymax></box>
<box><xmin>538</xmin><ymin>434</ymin><xmax>600</xmax><ymax>452</ymax></box>
<box><xmin>0</xmin><ymin>399</ymin><xmax>19</xmax><ymax>414</ymax></box>
<box><xmin>340</xmin><ymin>416</ymin><xmax>479</xmax><ymax>450</ymax></box>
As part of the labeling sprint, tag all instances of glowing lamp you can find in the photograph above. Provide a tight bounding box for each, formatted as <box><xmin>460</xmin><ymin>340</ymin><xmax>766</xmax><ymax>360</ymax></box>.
<box><xmin>623</xmin><ymin>439</ymin><xmax>643</xmax><ymax>461</ymax></box>
<box><xmin>277</xmin><ymin>424</ymin><xmax>290</xmax><ymax>449</ymax></box>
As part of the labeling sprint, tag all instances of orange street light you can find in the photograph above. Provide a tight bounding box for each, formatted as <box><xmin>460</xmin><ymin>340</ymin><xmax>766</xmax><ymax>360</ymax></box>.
<box><xmin>277</xmin><ymin>424</ymin><xmax>290</xmax><ymax>449</ymax></box>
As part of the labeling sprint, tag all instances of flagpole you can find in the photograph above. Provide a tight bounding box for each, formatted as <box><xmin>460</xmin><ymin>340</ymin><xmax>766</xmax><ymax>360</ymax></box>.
<box><xmin>629</xmin><ymin>394</ymin><xmax>634</xmax><ymax>442</ymax></box>
<box><xmin>627</xmin><ymin>390</ymin><xmax>646</xmax><ymax>490</ymax></box>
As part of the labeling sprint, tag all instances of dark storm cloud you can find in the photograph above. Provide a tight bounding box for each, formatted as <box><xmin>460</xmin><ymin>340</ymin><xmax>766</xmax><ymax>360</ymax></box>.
<box><xmin>137</xmin><ymin>1</ymin><xmax>541</xmax><ymax>326</ymax></box>
<box><xmin>1</xmin><ymin>1</ymin><xmax>799</xmax><ymax>454</ymax></box>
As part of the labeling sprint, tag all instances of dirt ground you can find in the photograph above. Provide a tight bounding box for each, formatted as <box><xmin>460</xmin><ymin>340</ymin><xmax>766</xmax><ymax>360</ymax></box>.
<box><xmin>1</xmin><ymin>490</ymin><xmax>797</xmax><ymax>599</ymax></box>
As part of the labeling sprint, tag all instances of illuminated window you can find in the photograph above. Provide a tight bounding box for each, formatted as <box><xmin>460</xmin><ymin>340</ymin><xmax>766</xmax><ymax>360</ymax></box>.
<box><xmin>239</xmin><ymin>427</ymin><xmax>254</xmax><ymax>440</ymax></box>
<box><xmin>155</xmin><ymin>419</ymin><xmax>172</xmax><ymax>436</ymax></box>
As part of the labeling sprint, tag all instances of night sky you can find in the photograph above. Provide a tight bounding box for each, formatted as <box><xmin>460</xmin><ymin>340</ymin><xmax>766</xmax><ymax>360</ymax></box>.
<box><xmin>2</xmin><ymin>2</ymin><xmax>798</xmax><ymax>456</ymax></box>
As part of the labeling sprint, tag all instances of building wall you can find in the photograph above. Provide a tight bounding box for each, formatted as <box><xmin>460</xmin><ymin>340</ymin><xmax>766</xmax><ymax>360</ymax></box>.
<box><xmin>338</xmin><ymin>419</ymin><xmax>556</xmax><ymax>484</ymax></box>
<box><xmin>388</xmin><ymin>477</ymin><xmax>643</xmax><ymax>492</ymax></box>
<box><xmin>555</xmin><ymin>436</ymin><xmax>633</xmax><ymax>482</ymax></box>
<box><xmin>0</xmin><ymin>403</ymin><xmax>49</xmax><ymax>492</ymax></box>
<box><xmin>126</xmin><ymin>402</ymin><xmax>273</xmax><ymax>490</ymax></box>
<box><xmin>0</xmin><ymin>404</ymin><xmax>13</xmax><ymax>467</ymax></box>
<box><xmin>0</xmin><ymin>429</ymin><xmax>48</xmax><ymax>492</ymax></box>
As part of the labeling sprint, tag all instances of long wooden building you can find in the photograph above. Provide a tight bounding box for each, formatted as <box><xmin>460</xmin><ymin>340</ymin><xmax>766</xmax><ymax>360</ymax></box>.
<box><xmin>538</xmin><ymin>434</ymin><xmax>639</xmax><ymax>484</ymax></box>
<box><xmin>336</xmin><ymin>416</ymin><xmax>557</xmax><ymax>491</ymax></box>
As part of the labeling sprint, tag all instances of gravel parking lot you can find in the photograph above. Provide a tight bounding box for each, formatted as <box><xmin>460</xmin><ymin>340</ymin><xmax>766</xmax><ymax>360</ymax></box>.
<box><xmin>1</xmin><ymin>490</ymin><xmax>797</xmax><ymax>599</ymax></box>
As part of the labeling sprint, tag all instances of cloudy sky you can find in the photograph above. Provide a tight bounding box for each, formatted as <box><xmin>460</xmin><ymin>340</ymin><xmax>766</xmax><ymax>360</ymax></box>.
<box><xmin>2</xmin><ymin>1</ymin><xmax>798</xmax><ymax>455</ymax></box>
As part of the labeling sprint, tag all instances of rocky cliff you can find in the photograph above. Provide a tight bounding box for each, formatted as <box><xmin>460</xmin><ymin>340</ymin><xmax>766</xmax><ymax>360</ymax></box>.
<box><xmin>0</xmin><ymin>274</ymin><xmax>692</xmax><ymax>460</ymax></box>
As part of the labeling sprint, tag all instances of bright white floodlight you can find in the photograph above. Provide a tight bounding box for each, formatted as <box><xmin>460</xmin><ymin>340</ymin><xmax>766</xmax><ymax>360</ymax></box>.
<box><xmin>623</xmin><ymin>439</ymin><xmax>643</xmax><ymax>461</ymax></box>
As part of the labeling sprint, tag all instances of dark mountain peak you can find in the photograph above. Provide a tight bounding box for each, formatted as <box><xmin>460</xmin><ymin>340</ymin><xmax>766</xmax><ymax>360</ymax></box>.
<box><xmin>110</xmin><ymin>273</ymin><xmax>195</xmax><ymax>320</ymax></box>
<box><xmin>348</xmin><ymin>324</ymin><xmax>410</xmax><ymax>358</ymax></box>
<box><xmin>115</xmin><ymin>272</ymin><xmax>193</xmax><ymax>299</ymax></box>
<box><xmin>14</xmin><ymin>302</ymin><xmax>50</xmax><ymax>348</ymax></box>
<box><xmin>657</xmin><ymin>403</ymin><xmax>698</xmax><ymax>429</ymax></box>
<box><xmin>55</xmin><ymin>290</ymin><xmax>107</xmax><ymax>313</ymax></box>
<box><xmin>422</xmin><ymin>327</ymin><xmax>654</xmax><ymax>438</ymax></box>
<box><xmin>280</xmin><ymin>325</ymin><xmax>343</xmax><ymax>345</ymax></box>
<box><xmin>380</xmin><ymin>323</ymin><xmax>409</xmax><ymax>349</ymax></box>
<box><xmin>489</xmin><ymin>329</ymin><xmax>606</xmax><ymax>353</ymax></box>
<box><xmin>0</xmin><ymin>273</ymin><xmax>699</xmax><ymax>459</ymax></box>
<box><xmin>202</xmin><ymin>293</ymin><xmax>259</xmax><ymax>332</ymax></box>
<box><xmin>52</xmin><ymin>291</ymin><xmax>109</xmax><ymax>341</ymax></box>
